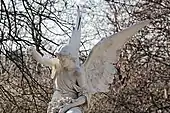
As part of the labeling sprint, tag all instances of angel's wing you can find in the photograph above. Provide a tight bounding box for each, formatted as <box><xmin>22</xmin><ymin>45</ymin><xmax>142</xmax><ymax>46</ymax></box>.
<box><xmin>83</xmin><ymin>20</ymin><xmax>150</xmax><ymax>94</ymax></box>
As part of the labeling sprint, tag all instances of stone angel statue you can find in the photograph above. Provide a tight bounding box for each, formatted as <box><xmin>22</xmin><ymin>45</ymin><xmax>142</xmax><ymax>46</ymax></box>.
<box><xmin>31</xmin><ymin>6</ymin><xmax>150</xmax><ymax>113</ymax></box>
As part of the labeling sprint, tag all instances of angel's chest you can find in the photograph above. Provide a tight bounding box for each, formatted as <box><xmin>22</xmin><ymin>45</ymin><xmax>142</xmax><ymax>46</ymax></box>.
<box><xmin>55</xmin><ymin>71</ymin><xmax>77</xmax><ymax>89</ymax></box>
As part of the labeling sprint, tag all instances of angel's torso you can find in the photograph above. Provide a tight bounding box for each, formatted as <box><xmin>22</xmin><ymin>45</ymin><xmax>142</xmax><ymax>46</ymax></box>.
<box><xmin>53</xmin><ymin>69</ymin><xmax>81</xmax><ymax>99</ymax></box>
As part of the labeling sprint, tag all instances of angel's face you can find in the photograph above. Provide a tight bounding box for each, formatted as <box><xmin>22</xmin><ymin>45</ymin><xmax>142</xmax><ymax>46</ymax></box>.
<box><xmin>58</xmin><ymin>55</ymin><xmax>76</xmax><ymax>69</ymax></box>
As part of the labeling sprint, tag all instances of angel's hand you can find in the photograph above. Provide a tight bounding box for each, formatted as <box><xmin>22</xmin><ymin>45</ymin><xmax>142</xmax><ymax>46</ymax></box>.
<box><xmin>58</xmin><ymin>104</ymin><xmax>72</xmax><ymax>113</ymax></box>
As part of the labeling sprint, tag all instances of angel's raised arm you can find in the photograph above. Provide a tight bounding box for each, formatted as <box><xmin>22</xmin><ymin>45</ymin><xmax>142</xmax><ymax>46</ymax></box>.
<box><xmin>31</xmin><ymin>47</ymin><xmax>59</xmax><ymax>67</ymax></box>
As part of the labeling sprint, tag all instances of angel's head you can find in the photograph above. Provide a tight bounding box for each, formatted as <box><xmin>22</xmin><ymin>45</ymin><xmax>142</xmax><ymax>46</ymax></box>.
<box><xmin>56</xmin><ymin>45</ymin><xmax>77</xmax><ymax>69</ymax></box>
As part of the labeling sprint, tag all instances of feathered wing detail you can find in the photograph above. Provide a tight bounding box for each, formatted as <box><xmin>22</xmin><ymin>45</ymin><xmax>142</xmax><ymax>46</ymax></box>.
<box><xmin>83</xmin><ymin>20</ymin><xmax>150</xmax><ymax>94</ymax></box>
